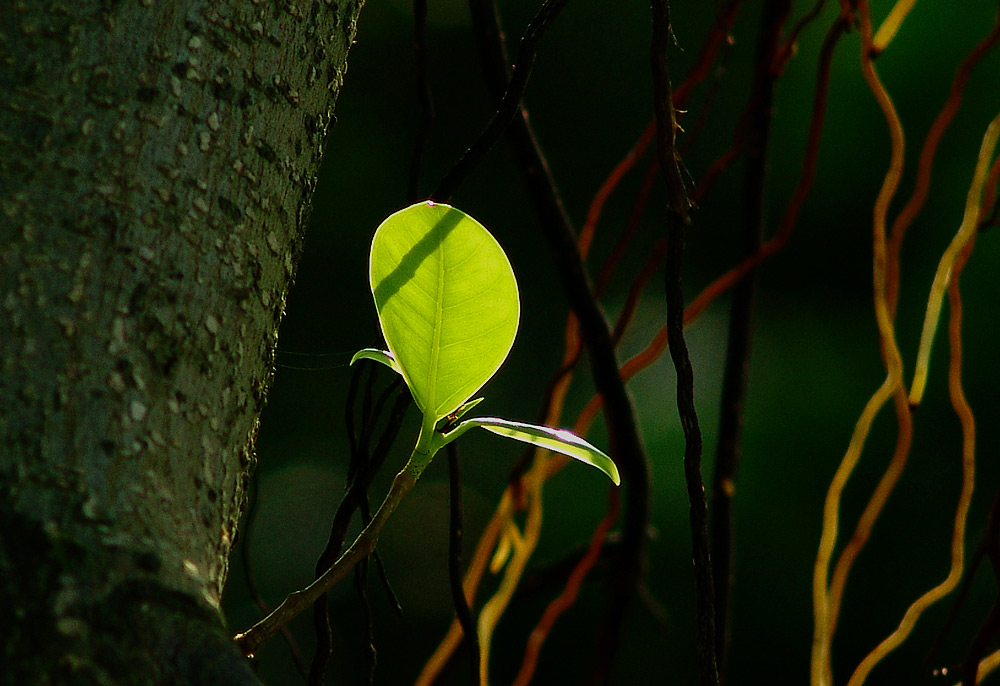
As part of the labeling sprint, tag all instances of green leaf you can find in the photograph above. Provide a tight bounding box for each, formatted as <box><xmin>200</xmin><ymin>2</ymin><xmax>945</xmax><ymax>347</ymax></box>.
<box><xmin>350</xmin><ymin>348</ymin><xmax>403</xmax><ymax>375</ymax></box>
<box><xmin>457</xmin><ymin>417</ymin><xmax>621</xmax><ymax>485</ymax></box>
<box><xmin>369</xmin><ymin>202</ymin><xmax>519</xmax><ymax>421</ymax></box>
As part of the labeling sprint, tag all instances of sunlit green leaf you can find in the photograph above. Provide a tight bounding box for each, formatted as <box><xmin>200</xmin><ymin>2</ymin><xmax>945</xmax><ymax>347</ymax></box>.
<box><xmin>350</xmin><ymin>348</ymin><xmax>403</xmax><ymax>375</ymax></box>
<box><xmin>369</xmin><ymin>201</ymin><xmax>519</xmax><ymax>421</ymax></box>
<box><xmin>457</xmin><ymin>417</ymin><xmax>620</xmax><ymax>485</ymax></box>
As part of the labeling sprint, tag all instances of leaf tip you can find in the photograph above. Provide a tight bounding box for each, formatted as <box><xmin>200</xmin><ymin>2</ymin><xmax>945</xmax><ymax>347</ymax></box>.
<box><xmin>608</xmin><ymin>464</ymin><xmax>621</xmax><ymax>487</ymax></box>
<box><xmin>350</xmin><ymin>348</ymin><xmax>402</xmax><ymax>375</ymax></box>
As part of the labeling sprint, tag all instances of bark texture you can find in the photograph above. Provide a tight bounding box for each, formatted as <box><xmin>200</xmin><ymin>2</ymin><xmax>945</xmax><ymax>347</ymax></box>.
<box><xmin>0</xmin><ymin>0</ymin><xmax>362</xmax><ymax>682</ymax></box>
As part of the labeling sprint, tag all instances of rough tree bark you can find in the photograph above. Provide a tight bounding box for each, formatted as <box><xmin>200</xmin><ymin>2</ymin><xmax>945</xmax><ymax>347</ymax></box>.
<box><xmin>0</xmin><ymin>1</ymin><xmax>362</xmax><ymax>682</ymax></box>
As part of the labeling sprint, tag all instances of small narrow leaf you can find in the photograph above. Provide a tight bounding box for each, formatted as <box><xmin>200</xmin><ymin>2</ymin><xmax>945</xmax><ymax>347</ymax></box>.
<box><xmin>350</xmin><ymin>348</ymin><xmax>403</xmax><ymax>375</ymax></box>
<box><xmin>451</xmin><ymin>397</ymin><xmax>485</xmax><ymax>422</ymax></box>
<box><xmin>460</xmin><ymin>417</ymin><xmax>620</xmax><ymax>485</ymax></box>
<box><xmin>435</xmin><ymin>397</ymin><xmax>486</xmax><ymax>432</ymax></box>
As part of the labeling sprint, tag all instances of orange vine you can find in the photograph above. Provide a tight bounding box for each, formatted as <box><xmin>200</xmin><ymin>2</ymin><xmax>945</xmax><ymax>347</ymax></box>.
<box><xmin>511</xmin><ymin>488</ymin><xmax>620</xmax><ymax>686</ymax></box>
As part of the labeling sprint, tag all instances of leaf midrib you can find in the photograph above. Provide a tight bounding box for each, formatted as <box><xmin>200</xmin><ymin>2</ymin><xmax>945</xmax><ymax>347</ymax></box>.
<box><xmin>426</xmin><ymin>237</ymin><xmax>445</xmax><ymax>419</ymax></box>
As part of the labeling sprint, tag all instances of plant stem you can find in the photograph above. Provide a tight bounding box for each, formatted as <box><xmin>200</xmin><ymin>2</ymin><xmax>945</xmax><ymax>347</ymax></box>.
<box><xmin>466</xmin><ymin>1</ymin><xmax>651</xmax><ymax>676</ymax></box>
<box><xmin>433</xmin><ymin>0</ymin><xmax>570</xmax><ymax>201</ymax></box>
<box><xmin>651</xmin><ymin>1</ymin><xmax>719</xmax><ymax>685</ymax></box>
<box><xmin>310</xmin><ymin>382</ymin><xmax>410</xmax><ymax>685</ymax></box>
<box><xmin>446</xmin><ymin>441</ymin><xmax>481</xmax><ymax>683</ymax></box>
<box><xmin>408</xmin><ymin>0</ymin><xmax>433</xmax><ymax>202</ymax></box>
<box><xmin>235</xmin><ymin>426</ymin><xmax>436</xmax><ymax>657</ymax></box>
<box><xmin>710</xmin><ymin>2</ymin><xmax>787</xmax><ymax>680</ymax></box>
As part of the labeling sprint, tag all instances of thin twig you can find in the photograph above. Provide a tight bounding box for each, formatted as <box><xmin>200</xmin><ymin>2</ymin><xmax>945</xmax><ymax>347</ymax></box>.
<box><xmin>308</xmin><ymin>363</ymin><xmax>370</xmax><ymax>685</ymax></box>
<box><xmin>775</xmin><ymin>0</ymin><xmax>827</xmax><ymax>71</ymax></box>
<box><xmin>674</xmin><ymin>0</ymin><xmax>746</xmax><ymax>108</ymax></box>
<box><xmin>358</xmin><ymin>477</ymin><xmax>404</xmax><ymax>617</ymax></box>
<box><xmin>513</xmin><ymin>488</ymin><xmax>621</xmax><ymax>686</ymax></box>
<box><xmin>511</xmin><ymin>533</ymin><xmax>619</xmax><ymax>601</ymax></box>
<box><xmin>463</xmin><ymin>1</ymin><xmax>652</xmax><ymax>680</ymax></box>
<box><xmin>811</xmin><ymin>2</ymin><xmax>908</xmax><ymax>680</ymax></box>
<box><xmin>446</xmin><ymin>442</ymin><xmax>480</xmax><ymax>684</ymax></box>
<box><xmin>651</xmin><ymin>2</ymin><xmax>718</xmax><ymax>686</ymax></box>
<box><xmin>408</xmin><ymin>0</ymin><xmax>434</xmax><ymax>202</ymax></box>
<box><xmin>236</xmin><ymin>453</ymin><xmax>422</xmax><ymax>657</ymax></box>
<box><xmin>847</xmin><ymin>108</ymin><xmax>1000</xmax><ymax>680</ymax></box>
<box><xmin>308</xmin><ymin>381</ymin><xmax>409</xmax><ymax>685</ymax></box>
<box><xmin>885</xmin><ymin>7</ymin><xmax>1000</xmax><ymax>317</ymax></box>
<box><xmin>685</xmin><ymin>3</ymin><xmax>849</xmax><ymax>331</ymax></box>
<box><xmin>434</xmin><ymin>0</ymin><xmax>571</xmax><ymax>201</ymax></box>
<box><xmin>710</xmin><ymin>2</ymin><xmax>788</xmax><ymax>681</ymax></box>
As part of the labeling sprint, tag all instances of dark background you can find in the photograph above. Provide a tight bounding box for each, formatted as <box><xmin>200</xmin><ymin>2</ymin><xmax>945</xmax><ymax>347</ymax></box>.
<box><xmin>224</xmin><ymin>1</ymin><xmax>1000</xmax><ymax>683</ymax></box>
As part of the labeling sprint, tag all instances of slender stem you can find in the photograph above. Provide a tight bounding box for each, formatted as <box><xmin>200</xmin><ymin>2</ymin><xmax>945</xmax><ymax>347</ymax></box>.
<box><xmin>235</xmin><ymin>424</ymin><xmax>436</xmax><ymax>657</ymax></box>
<box><xmin>309</xmin><ymin>379</ymin><xmax>408</xmax><ymax>684</ymax></box>
<box><xmin>464</xmin><ymin>1</ymin><xmax>651</xmax><ymax>680</ymax></box>
<box><xmin>434</xmin><ymin>0</ymin><xmax>571</xmax><ymax>201</ymax></box>
<box><xmin>310</xmin><ymin>362</ymin><xmax>368</xmax><ymax>685</ymax></box>
<box><xmin>664</xmin><ymin>204</ymin><xmax>717</xmax><ymax>686</ymax></box>
<box><xmin>812</xmin><ymin>5</ymin><xmax>908</xmax><ymax>681</ymax></box>
<box><xmin>446</xmin><ymin>441</ymin><xmax>481</xmax><ymax>683</ymax></box>
<box><xmin>909</xmin><ymin>114</ymin><xmax>1000</xmax><ymax>406</ymax></box>
<box><xmin>408</xmin><ymin>0</ymin><xmax>434</xmax><ymax>202</ymax></box>
<box><xmin>710</xmin><ymin>1</ymin><xmax>787</xmax><ymax>680</ymax></box>
<box><xmin>651</xmin><ymin>1</ymin><xmax>718</xmax><ymax>685</ymax></box>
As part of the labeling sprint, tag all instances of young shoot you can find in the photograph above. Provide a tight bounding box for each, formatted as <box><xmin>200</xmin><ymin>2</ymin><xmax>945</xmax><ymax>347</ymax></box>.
<box><xmin>354</xmin><ymin>200</ymin><xmax>619</xmax><ymax>483</ymax></box>
<box><xmin>235</xmin><ymin>201</ymin><xmax>617</xmax><ymax>656</ymax></box>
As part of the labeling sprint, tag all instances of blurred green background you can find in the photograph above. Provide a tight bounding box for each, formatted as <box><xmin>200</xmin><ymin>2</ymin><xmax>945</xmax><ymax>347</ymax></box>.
<box><xmin>223</xmin><ymin>1</ymin><xmax>1000</xmax><ymax>683</ymax></box>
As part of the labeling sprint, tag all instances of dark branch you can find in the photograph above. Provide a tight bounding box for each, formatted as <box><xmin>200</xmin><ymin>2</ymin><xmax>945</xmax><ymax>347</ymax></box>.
<box><xmin>463</xmin><ymin>1</ymin><xmax>652</xmax><ymax>681</ymax></box>
<box><xmin>434</xmin><ymin>0</ymin><xmax>570</xmax><ymax>201</ymax></box>
<box><xmin>408</xmin><ymin>0</ymin><xmax>434</xmax><ymax>202</ymax></box>
<box><xmin>710</xmin><ymin>2</ymin><xmax>788</xmax><ymax>681</ymax></box>
<box><xmin>308</xmin><ymin>376</ymin><xmax>410</xmax><ymax>686</ymax></box>
<box><xmin>651</xmin><ymin>2</ymin><xmax>718</xmax><ymax>686</ymax></box>
<box><xmin>446</xmin><ymin>442</ymin><xmax>480</xmax><ymax>683</ymax></box>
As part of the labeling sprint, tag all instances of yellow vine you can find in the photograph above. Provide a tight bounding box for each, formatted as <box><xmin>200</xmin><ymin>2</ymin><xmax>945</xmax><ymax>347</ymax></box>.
<box><xmin>953</xmin><ymin>648</ymin><xmax>1000</xmax><ymax>685</ymax></box>
<box><xmin>846</xmin><ymin>112</ymin><xmax>999</xmax><ymax>682</ymax></box>
<box><xmin>872</xmin><ymin>0</ymin><xmax>919</xmax><ymax>54</ymax></box>
<box><xmin>811</xmin><ymin>2</ymin><xmax>908</xmax><ymax>683</ymax></box>
<box><xmin>908</xmin><ymin>114</ymin><xmax>1000</xmax><ymax>406</ymax></box>
<box><xmin>849</xmin><ymin>230</ymin><xmax>981</xmax><ymax>685</ymax></box>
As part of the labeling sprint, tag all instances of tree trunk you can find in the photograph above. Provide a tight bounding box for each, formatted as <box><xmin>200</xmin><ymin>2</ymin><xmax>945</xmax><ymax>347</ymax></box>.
<box><xmin>0</xmin><ymin>1</ymin><xmax>362</xmax><ymax>682</ymax></box>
